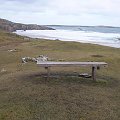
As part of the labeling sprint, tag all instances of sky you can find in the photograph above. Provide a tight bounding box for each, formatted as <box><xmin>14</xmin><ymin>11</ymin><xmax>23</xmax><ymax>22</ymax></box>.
<box><xmin>0</xmin><ymin>0</ymin><xmax>120</xmax><ymax>26</ymax></box>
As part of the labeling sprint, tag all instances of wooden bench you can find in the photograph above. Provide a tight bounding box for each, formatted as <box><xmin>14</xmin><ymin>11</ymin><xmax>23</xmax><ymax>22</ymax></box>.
<box><xmin>37</xmin><ymin>61</ymin><xmax>107</xmax><ymax>81</ymax></box>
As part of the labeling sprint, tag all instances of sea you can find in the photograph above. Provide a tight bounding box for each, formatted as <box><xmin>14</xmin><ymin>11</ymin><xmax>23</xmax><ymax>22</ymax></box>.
<box><xmin>15</xmin><ymin>25</ymin><xmax>120</xmax><ymax>48</ymax></box>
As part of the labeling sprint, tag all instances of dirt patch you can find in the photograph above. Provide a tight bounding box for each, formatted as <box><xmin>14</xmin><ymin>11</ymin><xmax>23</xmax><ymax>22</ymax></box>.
<box><xmin>91</xmin><ymin>54</ymin><xmax>104</xmax><ymax>57</ymax></box>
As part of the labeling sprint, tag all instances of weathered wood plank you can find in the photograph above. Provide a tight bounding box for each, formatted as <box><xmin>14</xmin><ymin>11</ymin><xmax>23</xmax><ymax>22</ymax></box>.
<box><xmin>37</xmin><ymin>61</ymin><xmax>107</xmax><ymax>67</ymax></box>
<box><xmin>92</xmin><ymin>67</ymin><xmax>96</xmax><ymax>81</ymax></box>
<box><xmin>37</xmin><ymin>61</ymin><xmax>107</xmax><ymax>81</ymax></box>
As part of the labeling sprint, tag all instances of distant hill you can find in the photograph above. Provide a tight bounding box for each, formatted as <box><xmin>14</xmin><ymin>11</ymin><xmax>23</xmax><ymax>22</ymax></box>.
<box><xmin>0</xmin><ymin>18</ymin><xmax>54</xmax><ymax>32</ymax></box>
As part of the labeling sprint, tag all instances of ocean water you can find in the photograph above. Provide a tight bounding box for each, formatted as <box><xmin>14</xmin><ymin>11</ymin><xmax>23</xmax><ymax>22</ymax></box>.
<box><xmin>15</xmin><ymin>25</ymin><xmax>120</xmax><ymax>48</ymax></box>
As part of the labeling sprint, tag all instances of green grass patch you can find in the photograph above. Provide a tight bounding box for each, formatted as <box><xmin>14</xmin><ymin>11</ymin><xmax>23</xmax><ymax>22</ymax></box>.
<box><xmin>0</xmin><ymin>31</ymin><xmax>120</xmax><ymax>120</ymax></box>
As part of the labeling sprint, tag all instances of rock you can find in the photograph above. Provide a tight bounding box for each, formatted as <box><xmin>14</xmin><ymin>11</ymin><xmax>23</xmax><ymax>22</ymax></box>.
<box><xmin>22</xmin><ymin>55</ymin><xmax>49</xmax><ymax>63</ymax></box>
<box><xmin>78</xmin><ymin>73</ymin><xmax>91</xmax><ymax>78</ymax></box>
<box><xmin>32</xmin><ymin>58</ymin><xmax>37</xmax><ymax>62</ymax></box>
<box><xmin>36</xmin><ymin>55</ymin><xmax>48</xmax><ymax>62</ymax></box>
<box><xmin>8</xmin><ymin>49</ymin><xmax>17</xmax><ymax>52</ymax></box>
<box><xmin>1</xmin><ymin>68</ymin><xmax>7</xmax><ymax>73</ymax></box>
<box><xmin>0</xmin><ymin>18</ymin><xmax>55</xmax><ymax>32</ymax></box>
<box><xmin>22</xmin><ymin>57</ymin><xmax>35</xmax><ymax>63</ymax></box>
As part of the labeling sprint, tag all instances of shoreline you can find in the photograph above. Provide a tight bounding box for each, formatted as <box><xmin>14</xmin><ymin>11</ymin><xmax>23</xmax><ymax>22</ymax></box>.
<box><xmin>15</xmin><ymin>30</ymin><xmax>120</xmax><ymax>48</ymax></box>
<box><xmin>14</xmin><ymin>30</ymin><xmax>120</xmax><ymax>49</ymax></box>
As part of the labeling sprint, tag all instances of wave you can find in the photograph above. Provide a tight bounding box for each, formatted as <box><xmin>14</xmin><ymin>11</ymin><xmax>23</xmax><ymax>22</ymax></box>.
<box><xmin>15</xmin><ymin>30</ymin><xmax>120</xmax><ymax>48</ymax></box>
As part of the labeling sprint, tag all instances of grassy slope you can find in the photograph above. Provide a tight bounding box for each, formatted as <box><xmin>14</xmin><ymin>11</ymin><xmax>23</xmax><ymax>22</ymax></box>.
<box><xmin>0</xmin><ymin>31</ymin><xmax>120</xmax><ymax>120</ymax></box>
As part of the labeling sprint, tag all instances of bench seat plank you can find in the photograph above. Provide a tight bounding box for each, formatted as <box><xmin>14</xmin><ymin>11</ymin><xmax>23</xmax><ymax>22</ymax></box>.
<box><xmin>37</xmin><ymin>61</ymin><xmax>107</xmax><ymax>67</ymax></box>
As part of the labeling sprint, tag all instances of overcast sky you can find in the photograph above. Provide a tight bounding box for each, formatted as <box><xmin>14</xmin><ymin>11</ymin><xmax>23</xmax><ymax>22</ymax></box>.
<box><xmin>0</xmin><ymin>0</ymin><xmax>120</xmax><ymax>26</ymax></box>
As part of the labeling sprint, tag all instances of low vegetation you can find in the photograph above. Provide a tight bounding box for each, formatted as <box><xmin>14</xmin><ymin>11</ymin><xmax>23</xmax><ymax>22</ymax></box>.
<box><xmin>0</xmin><ymin>31</ymin><xmax>120</xmax><ymax>120</ymax></box>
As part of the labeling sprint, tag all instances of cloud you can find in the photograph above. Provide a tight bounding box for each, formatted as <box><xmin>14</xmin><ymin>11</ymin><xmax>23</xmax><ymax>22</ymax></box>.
<box><xmin>1</xmin><ymin>0</ymin><xmax>120</xmax><ymax>15</ymax></box>
<box><xmin>0</xmin><ymin>0</ymin><xmax>120</xmax><ymax>26</ymax></box>
<box><xmin>0</xmin><ymin>0</ymin><xmax>49</xmax><ymax>14</ymax></box>
<box><xmin>0</xmin><ymin>0</ymin><xmax>35</xmax><ymax>3</ymax></box>
<box><xmin>49</xmin><ymin>0</ymin><xmax>120</xmax><ymax>15</ymax></box>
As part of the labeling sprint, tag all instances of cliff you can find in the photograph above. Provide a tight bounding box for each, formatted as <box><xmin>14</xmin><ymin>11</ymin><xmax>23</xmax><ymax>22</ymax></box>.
<box><xmin>0</xmin><ymin>18</ymin><xmax>54</xmax><ymax>32</ymax></box>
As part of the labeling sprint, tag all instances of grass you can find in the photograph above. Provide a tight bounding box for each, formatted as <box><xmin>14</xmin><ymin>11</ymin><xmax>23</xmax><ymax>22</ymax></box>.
<box><xmin>0</xmin><ymin>31</ymin><xmax>120</xmax><ymax>120</ymax></box>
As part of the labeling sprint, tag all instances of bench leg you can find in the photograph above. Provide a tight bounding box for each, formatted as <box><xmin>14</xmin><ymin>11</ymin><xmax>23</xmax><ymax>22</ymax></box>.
<box><xmin>45</xmin><ymin>67</ymin><xmax>50</xmax><ymax>80</ymax></box>
<box><xmin>92</xmin><ymin>67</ymin><xmax>96</xmax><ymax>81</ymax></box>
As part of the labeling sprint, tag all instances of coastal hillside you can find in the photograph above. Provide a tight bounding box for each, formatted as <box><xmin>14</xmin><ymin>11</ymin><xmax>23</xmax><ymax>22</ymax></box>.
<box><xmin>0</xmin><ymin>30</ymin><xmax>120</xmax><ymax>120</ymax></box>
<box><xmin>0</xmin><ymin>18</ymin><xmax>54</xmax><ymax>32</ymax></box>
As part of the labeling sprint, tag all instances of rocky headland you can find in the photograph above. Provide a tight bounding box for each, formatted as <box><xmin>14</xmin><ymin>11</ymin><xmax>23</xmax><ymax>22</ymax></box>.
<box><xmin>0</xmin><ymin>18</ymin><xmax>55</xmax><ymax>32</ymax></box>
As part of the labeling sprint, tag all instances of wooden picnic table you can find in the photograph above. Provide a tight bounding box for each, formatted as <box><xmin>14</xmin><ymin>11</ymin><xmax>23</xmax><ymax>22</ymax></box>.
<box><xmin>37</xmin><ymin>61</ymin><xmax>107</xmax><ymax>81</ymax></box>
